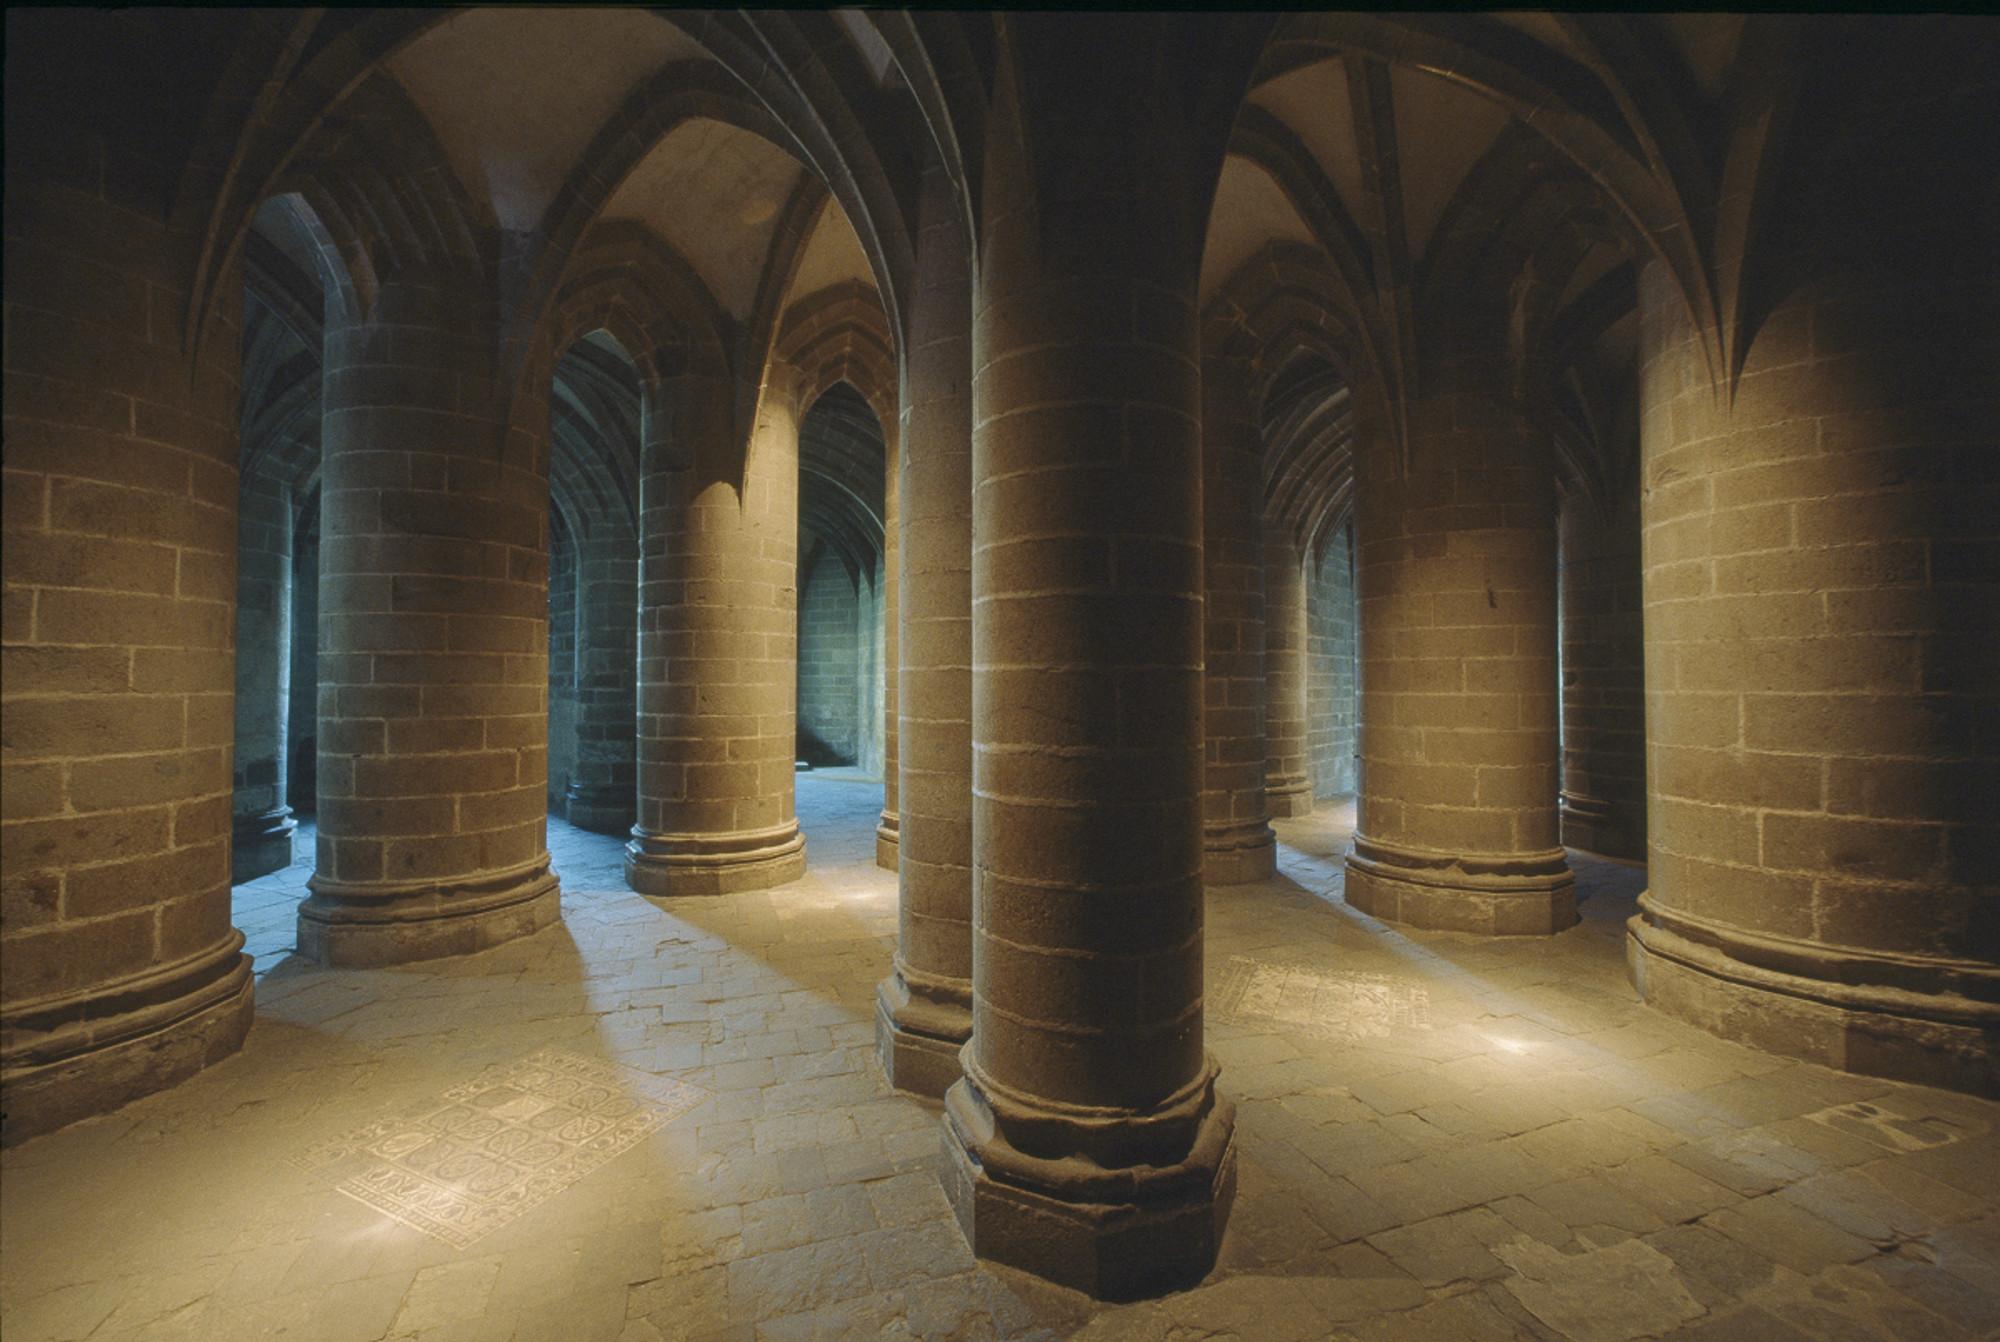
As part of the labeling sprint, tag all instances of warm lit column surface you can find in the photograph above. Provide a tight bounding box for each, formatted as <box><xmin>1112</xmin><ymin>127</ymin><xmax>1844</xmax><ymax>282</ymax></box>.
<box><xmin>1631</xmin><ymin>239</ymin><xmax>1998</xmax><ymax>1093</ymax></box>
<box><xmin>876</xmin><ymin>421</ymin><xmax>901</xmax><ymax>869</ymax></box>
<box><xmin>878</xmin><ymin>155</ymin><xmax>975</xmax><ymax>1096</ymax></box>
<box><xmin>1</xmin><ymin>195</ymin><xmax>252</xmax><ymax>1143</ymax></box>
<box><xmin>565</xmin><ymin>522</ymin><xmax>638</xmax><ymax>834</ymax></box>
<box><xmin>231</xmin><ymin>463</ymin><xmax>298</xmax><ymax>882</ymax></box>
<box><xmin>301</xmin><ymin>278</ymin><xmax>561</xmax><ymax>965</ymax></box>
<box><xmin>1346</xmin><ymin>379</ymin><xmax>1575</xmax><ymax>934</ymax></box>
<box><xmin>1262</xmin><ymin>534</ymin><xmax>1315</xmax><ymax>819</ymax></box>
<box><xmin>627</xmin><ymin>369</ymin><xmax>806</xmax><ymax>896</ymax></box>
<box><xmin>1201</xmin><ymin>351</ymin><xmax>1277</xmax><ymax>882</ymax></box>
<box><xmin>1559</xmin><ymin>481</ymin><xmax>1646</xmax><ymax>860</ymax></box>
<box><xmin>943</xmin><ymin>17</ymin><xmax>1235</xmax><ymax>1299</ymax></box>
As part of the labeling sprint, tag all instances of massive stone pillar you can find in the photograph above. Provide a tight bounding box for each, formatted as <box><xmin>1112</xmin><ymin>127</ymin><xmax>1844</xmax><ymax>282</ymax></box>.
<box><xmin>1202</xmin><ymin>352</ymin><xmax>1277</xmax><ymax>882</ymax></box>
<box><xmin>1628</xmin><ymin>34</ymin><xmax>1998</xmax><ymax>1093</ymax></box>
<box><xmin>1262</xmin><ymin>535</ymin><xmax>1315</xmax><ymax>818</ymax></box>
<box><xmin>1</xmin><ymin>165</ymin><xmax>252</xmax><ymax>1142</ymax></box>
<box><xmin>627</xmin><ymin>369</ymin><xmax>805</xmax><ymax>896</ymax></box>
<box><xmin>876</xmin><ymin>428</ymin><xmax>900</xmax><ymax>869</ymax></box>
<box><xmin>942</xmin><ymin>17</ymin><xmax>1234</xmax><ymax>1299</ymax></box>
<box><xmin>1345</xmin><ymin>378</ymin><xmax>1575</xmax><ymax>934</ymax></box>
<box><xmin>1559</xmin><ymin>480</ymin><xmax>1645</xmax><ymax>860</ymax></box>
<box><xmin>565</xmin><ymin>523</ymin><xmax>638</xmax><ymax>834</ymax></box>
<box><xmin>878</xmin><ymin>155</ymin><xmax>975</xmax><ymax>1096</ymax></box>
<box><xmin>232</xmin><ymin>465</ymin><xmax>298</xmax><ymax>882</ymax></box>
<box><xmin>300</xmin><ymin>277</ymin><xmax>561</xmax><ymax>965</ymax></box>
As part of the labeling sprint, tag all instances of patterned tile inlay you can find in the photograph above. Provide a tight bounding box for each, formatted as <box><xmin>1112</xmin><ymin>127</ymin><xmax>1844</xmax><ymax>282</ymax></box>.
<box><xmin>292</xmin><ymin>1048</ymin><xmax>704</xmax><ymax>1247</ymax></box>
<box><xmin>1212</xmin><ymin>955</ymin><xmax>1432</xmax><ymax>1042</ymax></box>
<box><xmin>1804</xmin><ymin>1099</ymin><xmax>1977</xmax><ymax>1153</ymax></box>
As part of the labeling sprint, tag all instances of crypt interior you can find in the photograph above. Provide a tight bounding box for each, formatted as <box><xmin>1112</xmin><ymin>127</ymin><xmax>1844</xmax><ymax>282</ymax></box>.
<box><xmin>2</xmin><ymin>9</ymin><xmax>1998</xmax><ymax>1340</ymax></box>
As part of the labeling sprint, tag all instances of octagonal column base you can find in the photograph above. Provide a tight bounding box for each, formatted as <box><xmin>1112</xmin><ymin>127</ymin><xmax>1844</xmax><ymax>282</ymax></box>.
<box><xmin>876</xmin><ymin>810</ymin><xmax>900</xmax><ymax>871</ymax></box>
<box><xmin>1265</xmin><ymin>774</ymin><xmax>1314</xmax><ymax>818</ymax></box>
<box><xmin>1202</xmin><ymin>817</ymin><xmax>1276</xmax><ymax>885</ymax></box>
<box><xmin>231</xmin><ymin>805</ymin><xmax>297</xmax><ymax>885</ymax></box>
<box><xmin>940</xmin><ymin>1054</ymin><xmax>1236</xmax><ymax>1300</ymax></box>
<box><xmin>625</xmin><ymin>822</ymin><xmax>806</xmax><ymax>897</ymax></box>
<box><xmin>1629</xmin><ymin>896</ymin><xmax>1999</xmax><ymax>1098</ymax></box>
<box><xmin>299</xmin><ymin>859</ymin><xmax>561</xmax><ymax>967</ymax></box>
<box><xmin>564</xmin><ymin>783</ymin><xmax>635</xmax><ymax>837</ymax></box>
<box><xmin>1344</xmin><ymin>835</ymin><xmax>1576</xmax><ymax>935</ymax></box>
<box><xmin>875</xmin><ymin>964</ymin><xmax>970</xmax><ymax>1099</ymax></box>
<box><xmin>1</xmin><ymin>935</ymin><xmax>253</xmax><ymax>1146</ymax></box>
<box><xmin>1559</xmin><ymin>790</ymin><xmax>1644</xmax><ymax>863</ymax></box>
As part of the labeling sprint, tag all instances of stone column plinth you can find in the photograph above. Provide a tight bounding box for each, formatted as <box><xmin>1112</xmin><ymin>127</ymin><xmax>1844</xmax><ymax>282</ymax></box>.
<box><xmin>1262</xmin><ymin>535</ymin><xmax>1315</xmax><ymax>818</ymax></box>
<box><xmin>565</xmin><ymin>523</ymin><xmax>638</xmax><ymax>834</ymax></box>
<box><xmin>232</xmin><ymin>464</ymin><xmax>297</xmax><ymax>882</ymax></box>
<box><xmin>943</xmin><ymin>18</ymin><xmax>1234</xmax><ymax>1298</ymax></box>
<box><xmin>627</xmin><ymin>370</ymin><xmax>805</xmax><ymax>897</ymax></box>
<box><xmin>1559</xmin><ymin>481</ymin><xmax>1645</xmax><ymax>860</ymax></box>
<box><xmin>878</xmin><ymin>155</ymin><xmax>975</xmax><ymax>1096</ymax></box>
<box><xmin>300</xmin><ymin>277</ymin><xmax>561</xmax><ymax>965</ymax></box>
<box><xmin>1345</xmin><ymin>381</ymin><xmax>1575</xmax><ymax>935</ymax></box>
<box><xmin>2</xmin><ymin>177</ymin><xmax>252</xmax><ymax>1143</ymax></box>
<box><xmin>1201</xmin><ymin>353</ymin><xmax>1276</xmax><ymax>883</ymax></box>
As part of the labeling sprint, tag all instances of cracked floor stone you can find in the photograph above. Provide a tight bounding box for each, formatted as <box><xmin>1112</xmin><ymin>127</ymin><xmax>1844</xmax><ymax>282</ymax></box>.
<box><xmin>2</xmin><ymin>776</ymin><xmax>1996</xmax><ymax>1341</ymax></box>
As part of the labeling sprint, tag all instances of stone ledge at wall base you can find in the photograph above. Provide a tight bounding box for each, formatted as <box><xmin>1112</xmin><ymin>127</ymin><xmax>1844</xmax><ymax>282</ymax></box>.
<box><xmin>0</xmin><ymin>935</ymin><xmax>253</xmax><ymax>1147</ymax></box>
<box><xmin>1628</xmin><ymin>898</ymin><xmax>2000</xmax><ymax>1099</ymax></box>
<box><xmin>624</xmin><ymin>822</ymin><xmax>807</xmax><ymax>898</ymax></box>
<box><xmin>1344</xmin><ymin>837</ymin><xmax>1578</xmax><ymax>935</ymax></box>
<box><xmin>1559</xmin><ymin>790</ymin><xmax>1646</xmax><ymax>864</ymax></box>
<box><xmin>875</xmin><ymin>964</ymin><xmax>970</xmax><ymax>1099</ymax></box>
<box><xmin>1202</xmin><ymin>816</ymin><xmax>1277</xmax><ymax>886</ymax></box>
<box><xmin>876</xmin><ymin>810</ymin><xmax>900</xmax><ymax>872</ymax></box>
<box><xmin>1265</xmin><ymin>772</ymin><xmax>1315</xmax><ymax>819</ymax></box>
<box><xmin>940</xmin><ymin>1055</ymin><xmax>1237</xmax><ymax>1301</ymax></box>
<box><xmin>298</xmin><ymin>860</ymin><xmax>562</xmax><ymax>968</ymax></box>
<box><xmin>563</xmin><ymin>783</ymin><xmax>636</xmax><ymax>838</ymax></box>
<box><xmin>231</xmin><ymin>805</ymin><xmax>297</xmax><ymax>885</ymax></box>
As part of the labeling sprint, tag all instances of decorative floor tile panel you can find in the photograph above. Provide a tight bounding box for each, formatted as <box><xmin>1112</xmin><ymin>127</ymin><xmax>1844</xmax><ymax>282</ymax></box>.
<box><xmin>1211</xmin><ymin>955</ymin><xmax>1432</xmax><ymax>1042</ymax></box>
<box><xmin>291</xmin><ymin>1047</ymin><xmax>704</xmax><ymax>1247</ymax></box>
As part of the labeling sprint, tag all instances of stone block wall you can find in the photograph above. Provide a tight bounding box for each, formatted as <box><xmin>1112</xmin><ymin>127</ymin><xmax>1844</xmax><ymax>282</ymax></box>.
<box><xmin>232</xmin><ymin>462</ymin><xmax>295</xmax><ymax>882</ymax></box>
<box><xmin>797</xmin><ymin>538</ymin><xmax>861</xmax><ymax>766</ymax></box>
<box><xmin>1307</xmin><ymin>521</ymin><xmax>1357</xmax><ymax>799</ymax></box>
<box><xmin>546</xmin><ymin>520</ymin><xmax>579</xmax><ymax>812</ymax></box>
<box><xmin>287</xmin><ymin>494</ymin><xmax>319</xmax><ymax>817</ymax></box>
<box><xmin>565</xmin><ymin>527</ymin><xmax>638</xmax><ymax>833</ymax></box>
<box><xmin>1558</xmin><ymin>485</ymin><xmax>1645</xmax><ymax>859</ymax></box>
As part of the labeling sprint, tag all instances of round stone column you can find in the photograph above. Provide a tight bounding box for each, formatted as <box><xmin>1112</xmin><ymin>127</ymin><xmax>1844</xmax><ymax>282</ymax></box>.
<box><xmin>878</xmin><ymin>154</ymin><xmax>975</xmax><ymax>1096</ymax></box>
<box><xmin>564</xmin><ymin>523</ymin><xmax>638</xmax><ymax>834</ymax></box>
<box><xmin>626</xmin><ymin>369</ymin><xmax>806</xmax><ymax>896</ymax></box>
<box><xmin>876</xmin><ymin>427</ymin><xmax>900</xmax><ymax>869</ymax></box>
<box><xmin>1344</xmin><ymin>382</ymin><xmax>1575</xmax><ymax>934</ymax></box>
<box><xmin>942</xmin><ymin>17</ymin><xmax>1235</xmax><ymax>1299</ymax></box>
<box><xmin>1202</xmin><ymin>352</ymin><xmax>1277</xmax><ymax>882</ymax></box>
<box><xmin>300</xmin><ymin>277</ymin><xmax>561</xmax><ymax>965</ymax></box>
<box><xmin>1559</xmin><ymin>480</ymin><xmax>1645</xmax><ymax>860</ymax></box>
<box><xmin>1262</xmin><ymin>535</ymin><xmax>1315</xmax><ymax>818</ymax></box>
<box><xmin>1628</xmin><ymin>85</ymin><xmax>1998</xmax><ymax>1092</ymax></box>
<box><xmin>232</xmin><ymin>463</ymin><xmax>298</xmax><ymax>882</ymax></box>
<box><xmin>1</xmin><ymin>180</ymin><xmax>252</xmax><ymax>1142</ymax></box>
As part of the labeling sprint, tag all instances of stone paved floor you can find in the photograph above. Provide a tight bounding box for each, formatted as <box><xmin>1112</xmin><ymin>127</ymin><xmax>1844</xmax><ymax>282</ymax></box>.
<box><xmin>3</xmin><ymin>777</ymin><xmax>1997</xmax><ymax>1341</ymax></box>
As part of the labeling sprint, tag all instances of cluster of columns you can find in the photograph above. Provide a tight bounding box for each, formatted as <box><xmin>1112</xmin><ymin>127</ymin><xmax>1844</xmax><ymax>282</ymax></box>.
<box><xmin>8</xmin><ymin>21</ymin><xmax>1992</xmax><ymax>1279</ymax></box>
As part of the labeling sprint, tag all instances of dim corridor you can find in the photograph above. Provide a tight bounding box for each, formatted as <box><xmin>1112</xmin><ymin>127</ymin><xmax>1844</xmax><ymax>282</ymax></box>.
<box><xmin>1</xmin><ymin>777</ymin><xmax>1995</xmax><ymax>1341</ymax></box>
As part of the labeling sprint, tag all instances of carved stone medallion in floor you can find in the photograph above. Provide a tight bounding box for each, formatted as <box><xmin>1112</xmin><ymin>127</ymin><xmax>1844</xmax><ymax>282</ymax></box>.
<box><xmin>290</xmin><ymin>1047</ymin><xmax>704</xmax><ymax>1247</ymax></box>
<box><xmin>1212</xmin><ymin>954</ymin><xmax>1432</xmax><ymax>1042</ymax></box>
